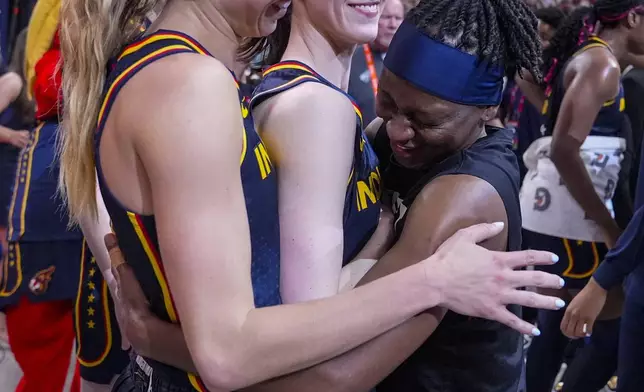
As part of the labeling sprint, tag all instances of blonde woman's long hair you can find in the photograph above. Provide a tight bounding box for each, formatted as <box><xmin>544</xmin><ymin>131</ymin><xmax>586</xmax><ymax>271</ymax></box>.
<box><xmin>59</xmin><ymin>0</ymin><xmax>162</xmax><ymax>223</ymax></box>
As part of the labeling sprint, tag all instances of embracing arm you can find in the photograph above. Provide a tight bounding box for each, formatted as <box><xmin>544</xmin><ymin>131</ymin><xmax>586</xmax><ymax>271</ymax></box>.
<box><xmin>252</xmin><ymin>175</ymin><xmax>513</xmax><ymax>391</ymax></box>
<box><xmin>78</xmin><ymin>177</ymin><xmax>115</xmax><ymax>290</ymax></box>
<box><xmin>250</xmin><ymin>174</ymin><xmax>560</xmax><ymax>391</ymax></box>
<box><xmin>125</xmin><ymin>173</ymin><xmax>559</xmax><ymax>391</ymax></box>
<box><xmin>130</xmin><ymin>55</ymin><xmax>442</xmax><ymax>391</ymax></box>
<box><xmin>254</xmin><ymin>83</ymin><xmax>355</xmax><ymax>302</ymax></box>
<box><xmin>550</xmin><ymin>55</ymin><xmax>622</xmax><ymax>245</ymax></box>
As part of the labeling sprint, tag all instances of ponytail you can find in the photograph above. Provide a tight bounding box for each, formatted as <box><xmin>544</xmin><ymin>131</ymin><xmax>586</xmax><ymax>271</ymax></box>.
<box><xmin>59</xmin><ymin>0</ymin><xmax>161</xmax><ymax>223</ymax></box>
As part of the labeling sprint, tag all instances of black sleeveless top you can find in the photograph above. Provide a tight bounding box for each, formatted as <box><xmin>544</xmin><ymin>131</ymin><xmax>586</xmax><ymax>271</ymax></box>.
<box><xmin>250</xmin><ymin>60</ymin><xmax>381</xmax><ymax>264</ymax></box>
<box><xmin>374</xmin><ymin>125</ymin><xmax>524</xmax><ymax>392</ymax></box>
<box><xmin>542</xmin><ymin>36</ymin><xmax>633</xmax><ymax>227</ymax></box>
<box><xmin>542</xmin><ymin>36</ymin><xmax>627</xmax><ymax>139</ymax></box>
<box><xmin>95</xmin><ymin>31</ymin><xmax>281</xmax><ymax>390</ymax></box>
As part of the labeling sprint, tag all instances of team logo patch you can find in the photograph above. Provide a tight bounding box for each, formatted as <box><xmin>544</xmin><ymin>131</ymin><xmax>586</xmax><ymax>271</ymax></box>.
<box><xmin>590</xmin><ymin>153</ymin><xmax>609</xmax><ymax>169</ymax></box>
<box><xmin>29</xmin><ymin>266</ymin><xmax>56</xmax><ymax>295</ymax></box>
<box><xmin>533</xmin><ymin>187</ymin><xmax>551</xmax><ymax>211</ymax></box>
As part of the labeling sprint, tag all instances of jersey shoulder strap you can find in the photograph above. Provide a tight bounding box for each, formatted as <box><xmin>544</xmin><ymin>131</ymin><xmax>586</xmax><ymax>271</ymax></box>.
<box><xmin>250</xmin><ymin>61</ymin><xmax>325</xmax><ymax>109</ymax></box>
<box><xmin>251</xmin><ymin>60</ymin><xmax>364</xmax><ymax>128</ymax></box>
<box><xmin>572</xmin><ymin>36</ymin><xmax>611</xmax><ymax>58</ymax></box>
<box><xmin>97</xmin><ymin>30</ymin><xmax>211</xmax><ymax>131</ymax></box>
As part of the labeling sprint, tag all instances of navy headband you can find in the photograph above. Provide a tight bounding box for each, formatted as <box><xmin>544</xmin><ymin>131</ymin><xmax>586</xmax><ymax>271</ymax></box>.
<box><xmin>384</xmin><ymin>20</ymin><xmax>505</xmax><ymax>106</ymax></box>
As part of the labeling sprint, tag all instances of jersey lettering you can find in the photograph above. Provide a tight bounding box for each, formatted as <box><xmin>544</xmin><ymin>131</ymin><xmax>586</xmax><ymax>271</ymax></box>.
<box><xmin>254</xmin><ymin>143</ymin><xmax>273</xmax><ymax>180</ymax></box>
<box><xmin>357</xmin><ymin>167</ymin><xmax>381</xmax><ymax>211</ymax></box>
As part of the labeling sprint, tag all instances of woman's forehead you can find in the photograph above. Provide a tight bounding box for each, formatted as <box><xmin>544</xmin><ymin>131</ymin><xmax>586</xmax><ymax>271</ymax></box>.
<box><xmin>380</xmin><ymin>69</ymin><xmax>462</xmax><ymax>114</ymax></box>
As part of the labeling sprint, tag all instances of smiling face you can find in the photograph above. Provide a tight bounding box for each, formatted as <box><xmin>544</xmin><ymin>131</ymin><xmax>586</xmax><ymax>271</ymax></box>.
<box><xmin>376</xmin><ymin>69</ymin><xmax>495</xmax><ymax>169</ymax></box>
<box><xmin>299</xmin><ymin>0</ymin><xmax>384</xmax><ymax>46</ymax></box>
<box><xmin>220</xmin><ymin>0</ymin><xmax>292</xmax><ymax>37</ymax></box>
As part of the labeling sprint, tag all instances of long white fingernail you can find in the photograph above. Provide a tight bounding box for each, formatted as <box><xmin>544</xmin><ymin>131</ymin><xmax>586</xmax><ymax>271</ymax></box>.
<box><xmin>560</xmin><ymin>278</ymin><xmax>565</xmax><ymax>288</ymax></box>
<box><xmin>552</xmin><ymin>254</ymin><xmax>560</xmax><ymax>263</ymax></box>
<box><xmin>532</xmin><ymin>328</ymin><xmax>541</xmax><ymax>336</ymax></box>
<box><xmin>555</xmin><ymin>299</ymin><xmax>566</xmax><ymax>308</ymax></box>
<box><xmin>493</xmin><ymin>222</ymin><xmax>504</xmax><ymax>228</ymax></box>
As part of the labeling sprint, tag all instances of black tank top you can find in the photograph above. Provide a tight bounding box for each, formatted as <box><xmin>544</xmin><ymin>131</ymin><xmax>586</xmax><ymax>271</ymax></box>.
<box><xmin>251</xmin><ymin>61</ymin><xmax>381</xmax><ymax>264</ymax></box>
<box><xmin>542</xmin><ymin>36</ymin><xmax>627</xmax><ymax>139</ymax></box>
<box><xmin>374</xmin><ymin>125</ymin><xmax>524</xmax><ymax>392</ymax></box>
<box><xmin>542</xmin><ymin>36</ymin><xmax>633</xmax><ymax>227</ymax></box>
<box><xmin>95</xmin><ymin>31</ymin><xmax>281</xmax><ymax>390</ymax></box>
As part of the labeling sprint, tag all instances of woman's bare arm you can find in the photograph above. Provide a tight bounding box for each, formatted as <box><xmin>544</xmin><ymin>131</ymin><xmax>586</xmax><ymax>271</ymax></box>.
<box><xmin>0</xmin><ymin>72</ymin><xmax>22</xmax><ymax>112</ymax></box>
<box><xmin>550</xmin><ymin>50</ymin><xmax>622</xmax><ymax>247</ymax></box>
<box><xmin>0</xmin><ymin>72</ymin><xmax>28</xmax><ymax>148</ymax></box>
<box><xmin>78</xmin><ymin>177</ymin><xmax>115</xmax><ymax>290</ymax></box>
<box><xmin>125</xmin><ymin>54</ymin><xmax>447</xmax><ymax>391</ymax></box>
<box><xmin>254</xmin><ymin>86</ymin><xmax>394</xmax><ymax>301</ymax></box>
<box><xmin>116</xmin><ymin>175</ymin><xmax>564</xmax><ymax>392</ymax></box>
<box><xmin>253</xmin><ymin>83</ymin><xmax>355</xmax><ymax>302</ymax></box>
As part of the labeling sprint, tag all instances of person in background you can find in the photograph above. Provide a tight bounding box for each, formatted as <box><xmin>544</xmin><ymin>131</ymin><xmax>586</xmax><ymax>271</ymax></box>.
<box><xmin>0</xmin><ymin>29</ymin><xmax>32</xmax><ymax>260</ymax></box>
<box><xmin>0</xmin><ymin>26</ymin><xmax>83</xmax><ymax>392</ymax></box>
<box><xmin>561</xmin><ymin>64</ymin><xmax>644</xmax><ymax>392</ymax></box>
<box><xmin>621</xmin><ymin>65</ymin><xmax>644</xmax><ymax>197</ymax></box>
<box><xmin>1</xmin><ymin>2</ymin><xmax>130</xmax><ymax>388</ymax></box>
<box><xmin>0</xmin><ymin>27</ymin><xmax>32</xmax><ymax>355</ymax></box>
<box><xmin>519</xmin><ymin>1</ymin><xmax>644</xmax><ymax>391</ymax></box>
<box><xmin>501</xmin><ymin>6</ymin><xmax>566</xmax><ymax>181</ymax></box>
<box><xmin>348</xmin><ymin>0</ymin><xmax>409</xmax><ymax>124</ymax></box>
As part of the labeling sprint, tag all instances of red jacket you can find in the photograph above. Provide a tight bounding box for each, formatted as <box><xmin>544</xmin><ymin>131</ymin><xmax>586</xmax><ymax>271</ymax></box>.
<box><xmin>33</xmin><ymin>30</ymin><xmax>62</xmax><ymax>121</ymax></box>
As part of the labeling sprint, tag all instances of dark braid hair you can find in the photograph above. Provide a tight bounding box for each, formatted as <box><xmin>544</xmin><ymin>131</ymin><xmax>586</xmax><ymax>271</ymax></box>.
<box><xmin>238</xmin><ymin>7</ymin><xmax>292</xmax><ymax>66</ymax></box>
<box><xmin>534</xmin><ymin>7</ymin><xmax>566</xmax><ymax>29</ymax></box>
<box><xmin>407</xmin><ymin>0</ymin><xmax>543</xmax><ymax>82</ymax></box>
<box><xmin>543</xmin><ymin>0</ymin><xmax>644</xmax><ymax>87</ymax></box>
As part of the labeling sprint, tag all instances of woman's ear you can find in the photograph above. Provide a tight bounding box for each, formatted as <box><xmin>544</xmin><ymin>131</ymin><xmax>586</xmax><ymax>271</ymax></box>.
<box><xmin>481</xmin><ymin>106</ymin><xmax>499</xmax><ymax>122</ymax></box>
<box><xmin>626</xmin><ymin>10</ymin><xmax>640</xmax><ymax>29</ymax></box>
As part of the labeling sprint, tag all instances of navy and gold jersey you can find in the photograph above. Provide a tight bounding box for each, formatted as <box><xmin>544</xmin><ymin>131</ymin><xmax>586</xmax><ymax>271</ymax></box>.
<box><xmin>95</xmin><ymin>31</ymin><xmax>281</xmax><ymax>391</ymax></box>
<box><xmin>0</xmin><ymin>240</ymin><xmax>82</xmax><ymax>308</ymax></box>
<box><xmin>542</xmin><ymin>36</ymin><xmax>627</xmax><ymax>139</ymax></box>
<box><xmin>7</xmin><ymin>121</ymin><xmax>82</xmax><ymax>242</ymax></box>
<box><xmin>251</xmin><ymin>61</ymin><xmax>381</xmax><ymax>264</ymax></box>
<box><xmin>74</xmin><ymin>239</ymin><xmax>129</xmax><ymax>384</ymax></box>
<box><xmin>540</xmin><ymin>35</ymin><xmax>633</xmax><ymax>236</ymax></box>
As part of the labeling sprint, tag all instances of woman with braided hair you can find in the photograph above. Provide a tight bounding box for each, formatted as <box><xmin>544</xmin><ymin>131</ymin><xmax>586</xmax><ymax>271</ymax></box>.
<box><xmin>107</xmin><ymin>0</ymin><xmax>565</xmax><ymax>391</ymax></box>
<box><xmin>370</xmin><ymin>0</ymin><xmax>550</xmax><ymax>390</ymax></box>
<box><xmin>516</xmin><ymin>1</ymin><xmax>644</xmax><ymax>391</ymax></box>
